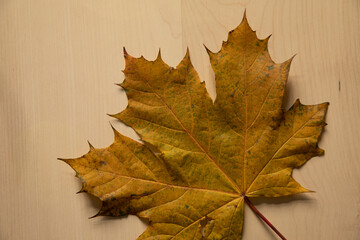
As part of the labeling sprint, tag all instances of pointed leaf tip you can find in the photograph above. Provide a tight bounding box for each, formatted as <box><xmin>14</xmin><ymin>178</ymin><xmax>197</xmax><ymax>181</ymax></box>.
<box><xmin>156</xmin><ymin>48</ymin><xmax>162</xmax><ymax>60</ymax></box>
<box><xmin>76</xmin><ymin>188</ymin><xmax>86</xmax><ymax>194</ymax></box>
<box><xmin>203</xmin><ymin>43</ymin><xmax>215</xmax><ymax>57</ymax></box>
<box><xmin>107</xmin><ymin>113</ymin><xmax>118</xmax><ymax>118</ymax></box>
<box><xmin>89</xmin><ymin>211</ymin><xmax>100</xmax><ymax>219</ymax></box>
<box><xmin>302</xmin><ymin>187</ymin><xmax>314</xmax><ymax>193</ymax></box>
<box><xmin>87</xmin><ymin>140</ymin><xmax>94</xmax><ymax>150</ymax></box>
<box><xmin>288</xmin><ymin>54</ymin><xmax>297</xmax><ymax>64</ymax></box>
<box><xmin>240</xmin><ymin>9</ymin><xmax>251</xmax><ymax>30</ymax></box>
<box><xmin>123</xmin><ymin>46</ymin><xmax>128</xmax><ymax>57</ymax></box>
<box><xmin>184</xmin><ymin>47</ymin><xmax>190</xmax><ymax>59</ymax></box>
<box><xmin>109</xmin><ymin>122</ymin><xmax>121</xmax><ymax>140</ymax></box>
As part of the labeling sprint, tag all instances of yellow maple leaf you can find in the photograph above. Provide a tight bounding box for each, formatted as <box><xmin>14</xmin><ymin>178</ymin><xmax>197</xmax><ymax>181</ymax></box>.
<box><xmin>61</xmin><ymin>14</ymin><xmax>328</xmax><ymax>240</ymax></box>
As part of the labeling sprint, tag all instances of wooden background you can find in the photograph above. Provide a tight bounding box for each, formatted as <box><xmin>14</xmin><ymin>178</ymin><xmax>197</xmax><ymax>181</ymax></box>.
<box><xmin>1</xmin><ymin>0</ymin><xmax>359</xmax><ymax>239</ymax></box>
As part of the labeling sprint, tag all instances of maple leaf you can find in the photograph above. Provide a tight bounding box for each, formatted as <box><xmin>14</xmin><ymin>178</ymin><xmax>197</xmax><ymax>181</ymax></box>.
<box><xmin>61</xmin><ymin>14</ymin><xmax>328</xmax><ymax>239</ymax></box>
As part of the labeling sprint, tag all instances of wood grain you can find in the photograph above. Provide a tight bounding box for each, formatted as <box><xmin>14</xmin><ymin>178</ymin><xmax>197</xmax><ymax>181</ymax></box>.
<box><xmin>1</xmin><ymin>0</ymin><xmax>359</xmax><ymax>239</ymax></box>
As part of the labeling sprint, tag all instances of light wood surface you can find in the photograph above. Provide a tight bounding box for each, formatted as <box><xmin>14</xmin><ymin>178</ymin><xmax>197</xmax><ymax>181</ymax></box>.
<box><xmin>1</xmin><ymin>0</ymin><xmax>359</xmax><ymax>239</ymax></box>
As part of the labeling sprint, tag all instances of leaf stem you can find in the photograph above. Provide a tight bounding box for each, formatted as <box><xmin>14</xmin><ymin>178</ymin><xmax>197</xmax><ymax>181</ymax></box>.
<box><xmin>244</xmin><ymin>196</ymin><xmax>287</xmax><ymax>240</ymax></box>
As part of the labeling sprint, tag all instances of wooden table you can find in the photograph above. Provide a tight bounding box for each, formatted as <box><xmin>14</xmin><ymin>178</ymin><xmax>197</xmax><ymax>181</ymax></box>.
<box><xmin>1</xmin><ymin>0</ymin><xmax>359</xmax><ymax>239</ymax></box>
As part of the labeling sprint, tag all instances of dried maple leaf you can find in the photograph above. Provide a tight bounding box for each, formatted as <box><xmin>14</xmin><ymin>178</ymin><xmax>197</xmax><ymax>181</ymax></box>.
<box><xmin>61</xmin><ymin>14</ymin><xmax>328</xmax><ymax>239</ymax></box>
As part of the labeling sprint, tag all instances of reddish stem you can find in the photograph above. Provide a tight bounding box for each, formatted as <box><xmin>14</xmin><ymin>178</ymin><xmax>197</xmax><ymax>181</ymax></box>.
<box><xmin>244</xmin><ymin>196</ymin><xmax>287</xmax><ymax>240</ymax></box>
